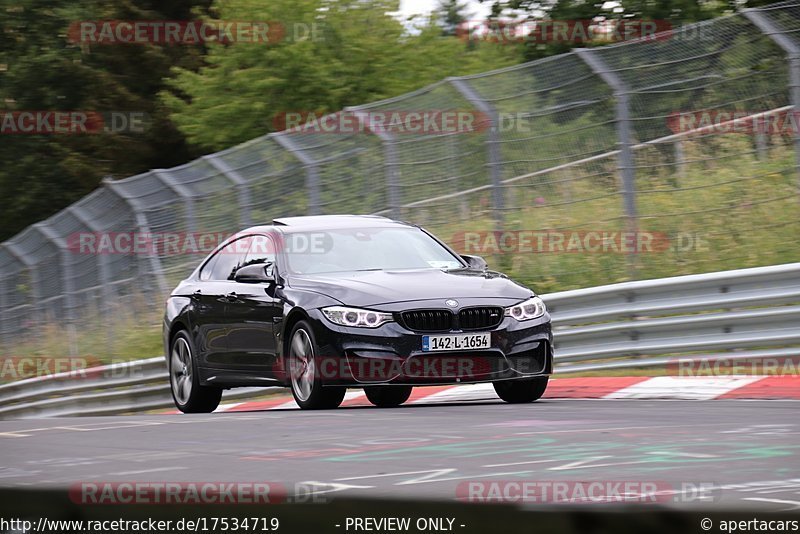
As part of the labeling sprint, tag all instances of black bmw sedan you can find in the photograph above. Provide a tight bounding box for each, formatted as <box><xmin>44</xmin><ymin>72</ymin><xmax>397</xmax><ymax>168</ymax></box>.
<box><xmin>163</xmin><ymin>215</ymin><xmax>553</xmax><ymax>412</ymax></box>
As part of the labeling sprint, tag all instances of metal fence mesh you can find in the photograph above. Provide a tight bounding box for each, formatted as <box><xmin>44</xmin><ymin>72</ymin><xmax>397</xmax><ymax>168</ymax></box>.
<box><xmin>1</xmin><ymin>4</ymin><xmax>799</xmax><ymax>356</ymax></box>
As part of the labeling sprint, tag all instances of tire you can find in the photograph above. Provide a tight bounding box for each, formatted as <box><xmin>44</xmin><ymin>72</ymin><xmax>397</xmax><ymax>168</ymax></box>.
<box><xmin>493</xmin><ymin>376</ymin><xmax>549</xmax><ymax>404</ymax></box>
<box><xmin>287</xmin><ymin>320</ymin><xmax>346</xmax><ymax>410</ymax></box>
<box><xmin>364</xmin><ymin>385</ymin><xmax>413</xmax><ymax>408</ymax></box>
<box><xmin>169</xmin><ymin>331</ymin><xmax>222</xmax><ymax>413</ymax></box>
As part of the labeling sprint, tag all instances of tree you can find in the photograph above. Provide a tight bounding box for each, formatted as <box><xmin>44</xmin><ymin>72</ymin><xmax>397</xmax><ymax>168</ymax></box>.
<box><xmin>436</xmin><ymin>0</ymin><xmax>473</xmax><ymax>36</ymax></box>
<box><xmin>478</xmin><ymin>0</ymin><xmax>733</xmax><ymax>60</ymax></box>
<box><xmin>0</xmin><ymin>0</ymin><xmax>211</xmax><ymax>240</ymax></box>
<box><xmin>162</xmin><ymin>0</ymin><xmax>523</xmax><ymax>151</ymax></box>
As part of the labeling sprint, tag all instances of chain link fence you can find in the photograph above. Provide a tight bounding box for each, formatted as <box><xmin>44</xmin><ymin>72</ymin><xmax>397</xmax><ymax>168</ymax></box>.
<box><xmin>1</xmin><ymin>3</ymin><xmax>799</xmax><ymax>357</ymax></box>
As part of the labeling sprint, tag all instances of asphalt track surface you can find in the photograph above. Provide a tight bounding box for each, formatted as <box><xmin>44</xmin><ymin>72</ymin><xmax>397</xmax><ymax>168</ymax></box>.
<box><xmin>1</xmin><ymin>398</ymin><xmax>799</xmax><ymax>511</ymax></box>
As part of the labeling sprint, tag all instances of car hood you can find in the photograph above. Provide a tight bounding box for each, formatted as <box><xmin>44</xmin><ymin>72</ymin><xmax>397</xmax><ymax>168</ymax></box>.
<box><xmin>287</xmin><ymin>268</ymin><xmax>533</xmax><ymax>308</ymax></box>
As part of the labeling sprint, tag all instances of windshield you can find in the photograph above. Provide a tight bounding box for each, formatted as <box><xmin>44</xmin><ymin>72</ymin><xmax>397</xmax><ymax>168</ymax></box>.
<box><xmin>281</xmin><ymin>227</ymin><xmax>464</xmax><ymax>274</ymax></box>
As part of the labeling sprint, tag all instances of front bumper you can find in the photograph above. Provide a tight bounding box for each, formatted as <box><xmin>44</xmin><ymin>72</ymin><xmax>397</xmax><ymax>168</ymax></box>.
<box><xmin>306</xmin><ymin>307</ymin><xmax>553</xmax><ymax>387</ymax></box>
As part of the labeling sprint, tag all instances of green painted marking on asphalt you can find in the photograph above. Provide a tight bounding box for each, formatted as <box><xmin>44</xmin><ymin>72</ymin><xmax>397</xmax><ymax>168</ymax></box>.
<box><xmin>323</xmin><ymin>436</ymin><xmax>800</xmax><ymax>465</ymax></box>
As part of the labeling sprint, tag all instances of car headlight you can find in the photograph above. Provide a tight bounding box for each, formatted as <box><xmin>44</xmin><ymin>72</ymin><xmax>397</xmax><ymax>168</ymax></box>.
<box><xmin>322</xmin><ymin>306</ymin><xmax>394</xmax><ymax>328</ymax></box>
<box><xmin>505</xmin><ymin>296</ymin><xmax>546</xmax><ymax>321</ymax></box>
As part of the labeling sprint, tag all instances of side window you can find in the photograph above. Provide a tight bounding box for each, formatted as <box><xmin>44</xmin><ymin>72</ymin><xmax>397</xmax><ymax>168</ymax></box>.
<box><xmin>243</xmin><ymin>235</ymin><xmax>277</xmax><ymax>267</ymax></box>
<box><xmin>207</xmin><ymin>236</ymin><xmax>253</xmax><ymax>281</ymax></box>
<box><xmin>199</xmin><ymin>253</ymin><xmax>218</xmax><ymax>281</ymax></box>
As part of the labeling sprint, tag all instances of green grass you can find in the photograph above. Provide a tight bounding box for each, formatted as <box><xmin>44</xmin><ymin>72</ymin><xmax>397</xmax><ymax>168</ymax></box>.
<box><xmin>424</xmin><ymin>135</ymin><xmax>800</xmax><ymax>294</ymax></box>
<box><xmin>1</xmin><ymin>300</ymin><xmax>163</xmax><ymax>375</ymax></box>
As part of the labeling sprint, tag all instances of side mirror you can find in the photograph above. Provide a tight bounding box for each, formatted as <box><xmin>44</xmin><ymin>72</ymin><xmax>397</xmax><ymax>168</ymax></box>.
<box><xmin>461</xmin><ymin>254</ymin><xmax>488</xmax><ymax>271</ymax></box>
<box><xmin>234</xmin><ymin>262</ymin><xmax>275</xmax><ymax>284</ymax></box>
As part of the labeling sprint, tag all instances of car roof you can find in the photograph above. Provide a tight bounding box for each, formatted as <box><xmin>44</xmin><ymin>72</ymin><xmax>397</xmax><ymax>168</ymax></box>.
<box><xmin>241</xmin><ymin>215</ymin><xmax>414</xmax><ymax>234</ymax></box>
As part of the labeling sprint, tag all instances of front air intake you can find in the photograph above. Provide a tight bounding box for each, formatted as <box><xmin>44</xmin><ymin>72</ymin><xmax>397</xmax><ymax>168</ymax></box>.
<box><xmin>400</xmin><ymin>310</ymin><xmax>453</xmax><ymax>332</ymax></box>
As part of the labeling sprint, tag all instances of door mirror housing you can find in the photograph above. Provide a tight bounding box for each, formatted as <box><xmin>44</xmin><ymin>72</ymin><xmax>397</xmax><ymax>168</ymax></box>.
<box><xmin>234</xmin><ymin>262</ymin><xmax>275</xmax><ymax>284</ymax></box>
<box><xmin>461</xmin><ymin>254</ymin><xmax>488</xmax><ymax>271</ymax></box>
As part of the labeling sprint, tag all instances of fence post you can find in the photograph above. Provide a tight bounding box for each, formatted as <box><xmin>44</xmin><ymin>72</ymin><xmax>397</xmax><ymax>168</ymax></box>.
<box><xmin>448</xmin><ymin>77</ymin><xmax>505</xmax><ymax>233</ymax></box>
<box><xmin>69</xmin><ymin>205</ymin><xmax>116</xmax><ymax>355</ymax></box>
<box><xmin>348</xmin><ymin>108</ymin><xmax>400</xmax><ymax>219</ymax></box>
<box><xmin>755</xmin><ymin>129</ymin><xmax>768</xmax><ymax>161</ymax></box>
<box><xmin>102</xmin><ymin>179</ymin><xmax>170</xmax><ymax>297</ymax></box>
<box><xmin>35</xmin><ymin>223</ymin><xmax>78</xmax><ymax>356</ymax></box>
<box><xmin>743</xmin><ymin>8</ymin><xmax>800</xmax><ymax>194</ymax></box>
<box><xmin>202</xmin><ymin>154</ymin><xmax>253</xmax><ymax>227</ymax></box>
<box><xmin>0</xmin><ymin>261</ymin><xmax>9</xmax><ymax>349</ymax></box>
<box><xmin>674</xmin><ymin>140</ymin><xmax>686</xmax><ymax>180</ymax></box>
<box><xmin>575</xmin><ymin>48</ymin><xmax>639</xmax><ymax>277</ymax></box>
<box><xmin>273</xmin><ymin>133</ymin><xmax>322</xmax><ymax>215</ymax></box>
<box><xmin>3</xmin><ymin>241</ymin><xmax>44</xmax><ymax>342</ymax></box>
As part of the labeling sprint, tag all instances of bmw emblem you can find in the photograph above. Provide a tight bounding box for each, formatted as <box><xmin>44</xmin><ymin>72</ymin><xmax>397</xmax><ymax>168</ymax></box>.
<box><xmin>445</xmin><ymin>299</ymin><xmax>459</xmax><ymax>308</ymax></box>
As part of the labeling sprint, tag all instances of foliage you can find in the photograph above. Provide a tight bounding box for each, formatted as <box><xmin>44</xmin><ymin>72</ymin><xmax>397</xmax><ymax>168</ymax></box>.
<box><xmin>162</xmin><ymin>0</ymin><xmax>523</xmax><ymax>151</ymax></box>
<box><xmin>478</xmin><ymin>0</ymin><xmax>741</xmax><ymax>60</ymax></box>
<box><xmin>0</xmin><ymin>0</ymin><xmax>212</xmax><ymax>240</ymax></box>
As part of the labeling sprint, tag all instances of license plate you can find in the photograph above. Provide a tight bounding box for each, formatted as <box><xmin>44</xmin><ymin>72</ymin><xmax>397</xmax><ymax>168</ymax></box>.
<box><xmin>422</xmin><ymin>333</ymin><xmax>490</xmax><ymax>352</ymax></box>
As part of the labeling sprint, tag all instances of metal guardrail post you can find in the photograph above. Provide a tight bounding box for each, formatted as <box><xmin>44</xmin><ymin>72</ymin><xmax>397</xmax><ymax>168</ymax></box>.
<box><xmin>34</xmin><ymin>223</ymin><xmax>78</xmax><ymax>356</ymax></box>
<box><xmin>755</xmin><ymin>130</ymin><xmax>768</xmax><ymax>161</ymax></box>
<box><xmin>448</xmin><ymin>77</ymin><xmax>505</xmax><ymax>233</ymax></box>
<box><xmin>3</xmin><ymin>241</ymin><xmax>43</xmax><ymax>328</ymax></box>
<box><xmin>102</xmin><ymin>179</ymin><xmax>170</xmax><ymax>297</ymax></box>
<box><xmin>575</xmin><ymin>48</ymin><xmax>639</xmax><ymax>277</ymax></box>
<box><xmin>674</xmin><ymin>140</ymin><xmax>686</xmax><ymax>180</ymax></box>
<box><xmin>348</xmin><ymin>108</ymin><xmax>400</xmax><ymax>219</ymax></box>
<box><xmin>0</xmin><ymin>263</ymin><xmax>9</xmax><ymax>348</ymax></box>
<box><xmin>384</xmin><ymin>139</ymin><xmax>400</xmax><ymax>220</ymax></box>
<box><xmin>203</xmin><ymin>154</ymin><xmax>253</xmax><ymax>227</ymax></box>
<box><xmin>69</xmin><ymin>205</ymin><xmax>116</xmax><ymax>353</ymax></box>
<box><xmin>743</xmin><ymin>8</ymin><xmax>800</xmax><ymax>199</ymax></box>
<box><xmin>273</xmin><ymin>133</ymin><xmax>322</xmax><ymax>215</ymax></box>
<box><xmin>152</xmin><ymin>169</ymin><xmax>196</xmax><ymax>232</ymax></box>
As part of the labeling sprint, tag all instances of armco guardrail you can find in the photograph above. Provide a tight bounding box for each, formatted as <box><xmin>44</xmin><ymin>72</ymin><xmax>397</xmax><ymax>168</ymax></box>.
<box><xmin>1</xmin><ymin>262</ymin><xmax>798</xmax><ymax>418</ymax></box>
<box><xmin>547</xmin><ymin>262</ymin><xmax>800</xmax><ymax>364</ymax></box>
<box><xmin>0</xmin><ymin>357</ymin><xmax>273</xmax><ymax>419</ymax></box>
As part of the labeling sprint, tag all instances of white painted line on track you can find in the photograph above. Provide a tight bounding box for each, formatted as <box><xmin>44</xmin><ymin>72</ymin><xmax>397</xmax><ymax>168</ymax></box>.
<box><xmin>603</xmin><ymin>376</ymin><xmax>764</xmax><ymax>400</ymax></box>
